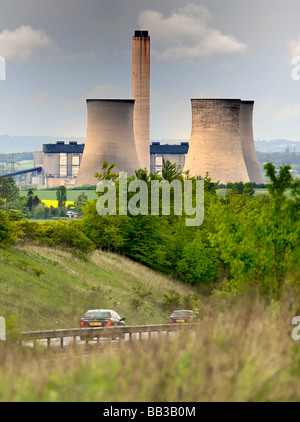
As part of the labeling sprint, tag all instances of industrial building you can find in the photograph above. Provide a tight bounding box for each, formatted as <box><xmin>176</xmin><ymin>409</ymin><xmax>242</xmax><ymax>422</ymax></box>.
<box><xmin>32</xmin><ymin>141</ymin><xmax>84</xmax><ymax>187</ymax></box>
<box><xmin>132</xmin><ymin>30</ymin><xmax>150</xmax><ymax>171</ymax></box>
<box><xmin>33</xmin><ymin>140</ymin><xmax>188</xmax><ymax>186</ymax></box>
<box><xmin>150</xmin><ymin>142</ymin><xmax>189</xmax><ymax>174</ymax></box>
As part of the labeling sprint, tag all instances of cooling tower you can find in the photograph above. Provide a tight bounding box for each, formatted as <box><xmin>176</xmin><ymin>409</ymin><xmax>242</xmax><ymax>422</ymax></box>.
<box><xmin>239</xmin><ymin>101</ymin><xmax>264</xmax><ymax>184</ymax></box>
<box><xmin>132</xmin><ymin>30</ymin><xmax>150</xmax><ymax>171</ymax></box>
<box><xmin>183</xmin><ymin>99</ymin><xmax>250</xmax><ymax>184</ymax></box>
<box><xmin>75</xmin><ymin>99</ymin><xmax>140</xmax><ymax>186</ymax></box>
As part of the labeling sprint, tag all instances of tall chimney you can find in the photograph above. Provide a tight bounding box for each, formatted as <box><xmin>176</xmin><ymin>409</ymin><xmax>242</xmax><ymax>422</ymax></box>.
<box><xmin>132</xmin><ymin>30</ymin><xmax>150</xmax><ymax>171</ymax></box>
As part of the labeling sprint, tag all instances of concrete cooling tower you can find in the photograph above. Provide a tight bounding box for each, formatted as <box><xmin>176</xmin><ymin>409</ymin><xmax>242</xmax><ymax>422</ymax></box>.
<box><xmin>75</xmin><ymin>99</ymin><xmax>140</xmax><ymax>186</ymax></box>
<box><xmin>183</xmin><ymin>99</ymin><xmax>250</xmax><ymax>184</ymax></box>
<box><xmin>239</xmin><ymin>101</ymin><xmax>263</xmax><ymax>184</ymax></box>
<box><xmin>132</xmin><ymin>30</ymin><xmax>150</xmax><ymax>171</ymax></box>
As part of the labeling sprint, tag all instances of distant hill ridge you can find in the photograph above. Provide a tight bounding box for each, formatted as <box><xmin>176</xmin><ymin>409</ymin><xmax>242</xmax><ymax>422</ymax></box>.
<box><xmin>0</xmin><ymin>135</ymin><xmax>299</xmax><ymax>154</ymax></box>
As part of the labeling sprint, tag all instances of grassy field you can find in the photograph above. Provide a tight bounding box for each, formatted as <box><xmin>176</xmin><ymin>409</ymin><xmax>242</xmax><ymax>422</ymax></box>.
<box><xmin>20</xmin><ymin>188</ymin><xmax>274</xmax><ymax>204</ymax></box>
<box><xmin>20</xmin><ymin>189</ymin><xmax>97</xmax><ymax>202</ymax></box>
<box><xmin>19</xmin><ymin>189</ymin><xmax>97</xmax><ymax>208</ymax></box>
<box><xmin>216</xmin><ymin>187</ymin><xmax>290</xmax><ymax>198</ymax></box>
<box><xmin>0</xmin><ymin>245</ymin><xmax>200</xmax><ymax>331</ymax></box>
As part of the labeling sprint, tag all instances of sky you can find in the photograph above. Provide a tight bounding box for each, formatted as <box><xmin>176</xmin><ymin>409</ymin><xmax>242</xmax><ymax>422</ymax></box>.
<box><xmin>0</xmin><ymin>0</ymin><xmax>299</xmax><ymax>145</ymax></box>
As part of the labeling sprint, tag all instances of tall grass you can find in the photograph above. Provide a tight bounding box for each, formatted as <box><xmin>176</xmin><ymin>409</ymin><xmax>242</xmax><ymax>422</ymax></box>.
<box><xmin>0</xmin><ymin>293</ymin><xmax>299</xmax><ymax>402</ymax></box>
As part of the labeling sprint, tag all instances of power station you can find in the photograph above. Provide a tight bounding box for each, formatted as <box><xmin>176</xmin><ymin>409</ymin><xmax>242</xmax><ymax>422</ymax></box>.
<box><xmin>73</xmin><ymin>30</ymin><xmax>150</xmax><ymax>186</ymax></box>
<box><xmin>30</xmin><ymin>30</ymin><xmax>263</xmax><ymax>187</ymax></box>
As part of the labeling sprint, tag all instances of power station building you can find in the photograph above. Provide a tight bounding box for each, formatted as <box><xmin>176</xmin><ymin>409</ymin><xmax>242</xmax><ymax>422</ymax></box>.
<box><xmin>32</xmin><ymin>141</ymin><xmax>84</xmax><ymax>187</ymax></box>
<box><xmin>150</xmin><ymin>142</ymin><xmax>189</xmax><ymax>174</ymax></box>
<box><xmin>31</xmin><ymin>30</ymin><xmax>263</xmax><ymax>188</ymax></box>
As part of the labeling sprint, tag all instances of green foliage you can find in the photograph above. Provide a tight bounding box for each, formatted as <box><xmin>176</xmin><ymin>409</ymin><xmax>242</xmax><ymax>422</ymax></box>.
<box><xmin>162</xmin><ymin>159</ymin><xmax>183</xmax><ymax>182</ymax></box>
<box><xmin>45</xmin><ymin>221</ymin><xmax>96</xmax><ymax>254</ymax></box>
<box><xmin>264</xmin><ymin>162</ymin><xmax>293</xmax><ymax>199</ymax></box>
<box><xmin>95</xmin><ymin>160</ymin><xmax>118</xmax><ymax>181</ymax></box>
<box><xmin>226</xmin><ymin>181</ymin><xmax>255</xmax><ymax>197</ymax></box>
<box><xmin>0</xmin><ymin>210</ymin><xmax>20</xmax><ymax>247</ymax></box>
<box><xmin>5</xmin><ymin>209</ymin><xmax>27</xmax><ymax>221</ymax></box>
<box><xmin>33</xmin><ymin>203</ymin><xmax>50</xmax><ymax>219</ymax></box>
<box><xmin>56</xmin><ymin>186</ymin><xmax>67</xmax><ymax>208</ymax></box>
<box><xmin>13</xmin><ymin>159</ymin><xmax>299</xmax><ymax>297</ymax></box>
<box><xmin>18</xmin><ymin>219</ymin><xmax>96</xmax><ymax>255</ymax></box>
<box><xmin>75</xmin><ymin>192</ymin><xmax>88</xmax><ymax>215</ymax></box>
<box><xmin>176</xmin><ymin>232</ymin><xmax>218</xmax><ymax>285</ymax></box>
<box><xmin>80</xmin><ymin>199</ymin><xmax>125</xmax><ymax>250</ymax></box>
<box><xmin>208</xmin><ymin>163</ymin><xmax>299</xmax><ymax>299</ymax></box>
<box><xmin>162</xmin><ymin>289</ymin><xmax>182</xmax><ymax>310</ymax></box>
<box><xmin>131</xmin><ymin>286</ymin><xmax>153</xmax><ymax>309</ymax></box>
<box><xmin>0</xmin><ymin>176</ymin><xmax>19</xmax><ymax>202</ymax></box>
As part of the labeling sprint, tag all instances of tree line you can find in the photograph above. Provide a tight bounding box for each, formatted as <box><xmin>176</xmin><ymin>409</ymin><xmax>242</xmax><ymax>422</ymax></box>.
<box><xmin>0</xmin><ymin>160</ymin><xmax>299</xmax><ymax>301</ymax></box>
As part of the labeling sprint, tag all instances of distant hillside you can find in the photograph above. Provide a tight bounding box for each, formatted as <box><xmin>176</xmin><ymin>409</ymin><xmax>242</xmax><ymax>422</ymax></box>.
<box><xmin>254</xmin><ymin>139</ymin><xmax>300</xmax><ymax>153</ymax></box>
<box><xmin>0</xmin><ymin>135</ymin><xmax>299</xmax><ymax>154</ymax></box>
<box><xmin>151</xmin><ymin>138</ymin><xmax>300</xmax><ymax>153</ymax></box>
<box><xmin>0</xmin><ymin>135</ymin><xmax>85</xmax><ymax>153</ymax></box>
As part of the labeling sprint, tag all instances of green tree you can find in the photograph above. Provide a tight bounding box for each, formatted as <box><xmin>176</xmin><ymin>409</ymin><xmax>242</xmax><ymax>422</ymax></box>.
<box><xmin>0</xmin><ymin>177</ymin><xmax>19</xmax><ymax>202</ymax></box>
<box><xmin>208</xmin><ymin>163</ymin><xmax>299</xmax><ymax>299</ymax></box>
<box><xmin>24</xmin><ymin>193</ymin><xmax>40</xmax><ymax>212</ymax></box>
<box><xmin>95</xmin><ymin>160</ymin><xmax>118</xmax><ymax>181</ymax></box>
<box><xmin>56</xmin><ymin>186</ymin><xmax>67</xmax><ymax>208</ymax></box>
<box><xmin>226</xmin><ymin>181</ymin><xmax>255</xmax><ymax>197</ymax></box>
<box><xmin>75</xmin><ymin>192</ymin><xmax>88</xmax><ymax>215</ymax></box>
<box><xmin>25</xmin><ymin>194</ymin><xmax>34</xmax><ymax>212</ymax></box>
<box><xmin>5</xmin><ymin>209</ymin><xmax>27</xmax><ymax>221</ymax></box>
<box><xmin>176</xmin><ymin>231</ymin><xmax>219</xmax><ymax>285</ymax></box>
<box><xmin>0</xmin><ymin>210</ymin><xmax>20</xmax><ymax>247</ymax></box>
<box><xmin>162</xmin><ymin>159</ymin><xmax>183</xmax><ymax>182</ymax></box>
<box><xmin>264</xmin><ymin>162</ymin><xmax>293</xmax><ymax>200</ymax></box>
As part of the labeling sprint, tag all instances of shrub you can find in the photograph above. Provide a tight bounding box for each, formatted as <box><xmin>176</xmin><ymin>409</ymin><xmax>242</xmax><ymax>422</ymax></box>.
<box><xmin>0</xmin><ymin>210</ymin><xmax>20</xmax><ymax>247</ymax></box>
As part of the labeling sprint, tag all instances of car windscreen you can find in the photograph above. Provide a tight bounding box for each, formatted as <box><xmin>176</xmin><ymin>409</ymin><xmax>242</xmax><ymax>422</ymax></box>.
<box><xmin>83</xmin><ymin>311</ymin><xmax>111</xmax><ymax>319</ymax></box>
<box><xmin>171</xmin><ymin>311</ymin><xmax>193</xmax><ymax>317</ymax></box>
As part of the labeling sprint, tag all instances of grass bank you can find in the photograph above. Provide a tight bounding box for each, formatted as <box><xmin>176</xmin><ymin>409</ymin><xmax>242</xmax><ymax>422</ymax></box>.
<box><xmin>0</xmin><ymin>245</ymin><xmax>200</xmax><ymax>331</ymax></box>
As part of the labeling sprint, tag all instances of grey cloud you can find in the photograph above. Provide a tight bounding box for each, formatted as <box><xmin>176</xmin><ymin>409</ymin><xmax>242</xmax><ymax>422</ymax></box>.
<box><xmin>138</xmin><ymin>4</ymin><xmax>247</xmax><ymax>62</ymax></box>
<box><xmin>0</xmin><ymin>25</ymin><xmax>59</xmax><ymax>63</ymax></box>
